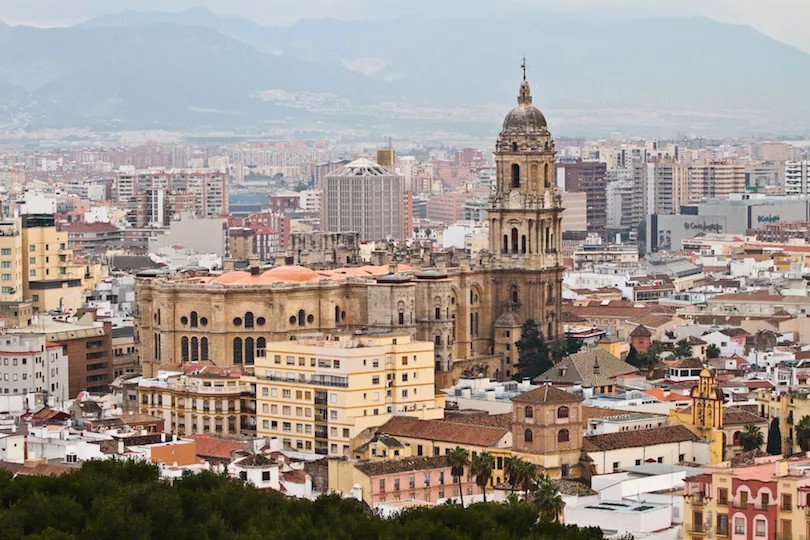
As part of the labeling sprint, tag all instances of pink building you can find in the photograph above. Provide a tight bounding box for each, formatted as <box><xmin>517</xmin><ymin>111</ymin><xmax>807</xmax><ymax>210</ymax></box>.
<box><xmin>355</xmin><ymin>456</ymin><xmax>484</xmax><ymax>507</ymax></box>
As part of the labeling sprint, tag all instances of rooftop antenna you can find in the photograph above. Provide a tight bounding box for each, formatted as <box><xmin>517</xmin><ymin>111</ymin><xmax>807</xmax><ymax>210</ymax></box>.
<box><xmin>521</xmin><ymin>56</ymin><xmax>527</xmax><ymax>81</ymax></box>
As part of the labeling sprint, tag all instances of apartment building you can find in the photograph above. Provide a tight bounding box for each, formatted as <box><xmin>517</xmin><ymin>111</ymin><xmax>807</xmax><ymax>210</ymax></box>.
<box><xmin>683</xmin><ymin>457</ymin><xmax>810</xmax><ymax>540</ymax></box>
<box><xmin>137</xmin><ymin>368</ymin><xmax>250</xmax><ymax>436</ymax></box>
<box><xmin>688</xmin><ymin>161</ymin><xmax>746</xmax><ymax>202</ymax></box>
<box><xmin>0</xmin><ymin>333</ymin><xmax>67</xmax><ymax>400</ymax></box>
<box><xmin>0</xmin><ymin>218</ymin><xmax>23</xmax><ymax>303</ymax></box>
<box><xmin>116</xmin><ymin>168</ymin><xmax>228</xmax><ymax>225</ymax></box>
<box><xmin>21</xmin><ymin>214</ymin><xmax>83</xmax><ymax>312</ymax></box>
<box><xmin>249</xmin><ymin>331</ymin><xmax>444</xmax><ymax>457</ymax></box>
<box><xmin>650</xmin><ymin>158</ymin><xmax>689</xmax><ymax>215</ymax></box>
<box><xmin>11</xmin><ymin>314</ymin><xmax>113</xmax><ymax>397</ymax></box>
<box><xmin>557</xmin><ymin>159</ymin><xmax>607</xmax><ymax>236</ymax></box>
<box><xmin>785</xmin><ymin>161</ymin><xmax>810</xmax><ymax>196</ymax></box>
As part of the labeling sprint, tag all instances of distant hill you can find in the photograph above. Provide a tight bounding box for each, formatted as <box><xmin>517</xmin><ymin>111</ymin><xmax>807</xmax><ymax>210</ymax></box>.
<box><xmin>0</xmin><ymin>23</ymin><xmax>385</xmax><ymax>130</ymax></box>
<box><xmin>3</xmin><ymin>9</ymin><xmax>810</xmax><ymax>135</ymax></box>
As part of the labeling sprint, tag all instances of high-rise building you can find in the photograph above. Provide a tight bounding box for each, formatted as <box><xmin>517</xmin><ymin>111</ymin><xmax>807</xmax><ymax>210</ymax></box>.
<box><xmin>21</xmin><ymin>214</ymin><xmax>83</xmax><ymax>313</ymax></box>
<box><xmin>249</xmin><ymin>331</ymin><xmax>444</xmax><ymax>456</ymax></box>
<box><xmin>650</xmin><ymin>158</ymin><xmax>689</xmax><ymax>215</ymax></box>
<box><xmin>606</xmin><ymin>180</ymin><xmax>635</xmax><ymax>236</ymax></box>
<box><xmin>785</xmin><ymin>161</ymin><xmax>810</xmax><ymax>195</ymax></box>
<box><xmin>688</xmin><ymin>161</ymin><xmax>746</xmax><ymax>202</ymax></box>
<box><xmin>322</xmin><ymin>159</ymin><xmax>404</xmax><ymax>241</ymax></box>
<box><xmin>556</xmin><ymin>159</ymin><xmax>607</xmax><ymax>236</ymax></box>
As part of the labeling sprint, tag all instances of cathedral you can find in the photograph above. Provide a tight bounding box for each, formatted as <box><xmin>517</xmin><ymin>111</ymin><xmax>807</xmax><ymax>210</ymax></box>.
<box><xmin>135</xmin><ymin>73</ymin><xmax>565</xmax><ymax>387</ymax></box>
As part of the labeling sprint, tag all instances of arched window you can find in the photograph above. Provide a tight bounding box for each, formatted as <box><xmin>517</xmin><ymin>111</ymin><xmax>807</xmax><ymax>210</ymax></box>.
<box><xmin>191</xmin><ymin>337</ymin><xmax>199</xmax><ymax>362</ymax></box>
<box><xmin>511</xmin><ymin>228</ymin><xmax>519</xmax><ymax>253</ymax></box>
<box><xmin>244</xmin><ymin>312</ymin><xmax>254</xmax><ymax>329</ymax></box>
<box><xmin>233</xmin><ymin>338</ymin><xmax>243</xmax><ymax>364</ymax></box>
<box><xmin>474</xmin><ymin>313</ymin><xmax>479</xmax><ymax>337</ymax></box>
<box><xmin>181</xmin><ymin>336</ymin><xmax>189</xmax><ymax>362</ymax></box>
<box><xmin>245</xmin><ymin>337</ymin><xmax>255</xmax><ymax>365</ymax></box>
<box><xmin>524</xmin><ymin>406</ymin><xmax>533</xmax><ymax>419</ymax></box>
<box><xmin>157</xmin><ymin>309</ymin><xmax>161</xmax><ymax>326</ymax></box>
<box><xmin>557</xmin><ymin>406</ymin><xmax>569</xmax><ymax>419</ymax></box>
<box><xmin>524</xmin><ymin>429</ymin><xmax>533</xmax><ymax>443</ymax></box>
<box><xmin>298</xmin><ymin>310</ymin><xmax>306</xmax><ymax>327</ymax></box>
<box><xmin>510</xmin><ymin>286</ymin><xmax>519</xmax><ymax>305</ymax></box>
<box><xmin>558</xmin><ymin>429</ymin><xmax>570</xmax><ymax>443</ymax></box>
<box><xmin>154</xmin><ymin>333</ymin><xmax>159</xmax><ymax>360</ymax></box>
<box><xmin>257</xmin><ymin>337</ymin><xmax>266</xmax><ymax>357</ymax></box>
<box><xmin>545</xmin><ymin>227</ymin><xmax>550</xmax><ymax>253</ymax></box>
<box><xmin>512</xmin><ymin>164</ymin><xmax>520</xmax><ymax>188</ymax></box>
<box><xmin>335</xmin><ymin>306</ymin><xmax>341</xmax><ymax>325</ymax></box>
<box><xmin>521</xmin><ymin>235</ymin><xmax>527</xmax><ymax>254</ymax></box>
<box><xmin>470</xmin><ymin>313</ymin><xmax>475</xmax><ymax>338</ymax></box>
<box><xmin>544</xmin><ymin>163</ymin><xmax>549</xmax><ymax>188</ymax></box>
<box><xmin>503</xmin><ymin>235</ymin><xmax>509</xmax><ymax>254</ymax></box>
<box><xmin>201</xmin><ymin>337</ymin><xmax>209</xmax><ymax>361</ymax></box>
<box><xmin>190</xmin><ymin>311</ymin><xmax>198</xmax><ymax>328</ymax></box>
<box><xmin>733</xmin><ymin>431</ymin><xmax>741</xmax><ymax>445</ymax></box>
<box><xmin>512</xmin><ymin>142</ymin><xmax>518</xmax><ymax>152</ymax></box>
<box><xmin>547</xmin><ymin>322</ymin><xmax>553</xmax><ymax>339</ymax></box>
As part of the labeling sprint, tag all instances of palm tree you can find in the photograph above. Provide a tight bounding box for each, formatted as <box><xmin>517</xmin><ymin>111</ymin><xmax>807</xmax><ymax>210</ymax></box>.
<box><xmin>674</xmin><ymin>339</ymin><xmax>693</xmax><ymax>359</ymax></box>
<box><xmin>470</xmin><ymin>452</ymin><xmax>495</xmax><ymax>503</ymax></box>
<box><xmin>531</xmin><ymin>474</ymin><xmax>565</xmax><ymax>522</ymax></box>
<box><xmin>446</xmin><ymin>446</ymin><xmax>470</xmax><ymax>507</ymax></box>
<box><xmin>739</xmin><ymin>424</ymin><xmax>765</xmax><ymax>452</ymax></box>
<box><xmin>707</xmin><ymin>343</ymin><xmax>721</xmax><ymax>359</ymax></box>
<box><xmin>510</xmin><ymin>459</ymin><xmax>539</xmax><ymax>500</ymax></box>
<box><xmin>797</xmin><ymin>415</ymin><xmax>810</xmax><ymax>452</ymax></box>
<box><xmin>504</xmin><ymin>456</ymin><xmax>520</xmax><ymax>494</ymax></box>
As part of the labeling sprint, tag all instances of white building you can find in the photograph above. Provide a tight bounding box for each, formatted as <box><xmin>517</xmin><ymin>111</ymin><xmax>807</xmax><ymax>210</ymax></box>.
<box><xmin>785</xmin><ymin>161</ymin><xmax>810</xmax><ymax>195</ymax></box>
<box><xmin>585</xmin><ymin>413</ymin><xmax>667</xmax><ymax>436</ymax></box>
<box><xmin>0</xmin><ymin>334</ymin><xmax>68</xmax><ymax>401</ymax></box>
<box><xmin>298</xmin><ymin>189</ymin><xmax>322</xmax><ymax>214</ymax></box>
<box><xmin>584</xmin><ymin>425</ymin><xmax>711</xmax><ymax>475</ymax></box>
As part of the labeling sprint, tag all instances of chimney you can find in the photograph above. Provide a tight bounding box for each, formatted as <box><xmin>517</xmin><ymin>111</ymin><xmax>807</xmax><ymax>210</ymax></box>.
<box><xmin>249</xmin><ymin>256</ymin><xmax>260</xmax><ymax>276</ymax></box>
<box><xmin>223</xmin><ymin>258</ymin><xmax>235</xmax><ymax>272</ymax></box>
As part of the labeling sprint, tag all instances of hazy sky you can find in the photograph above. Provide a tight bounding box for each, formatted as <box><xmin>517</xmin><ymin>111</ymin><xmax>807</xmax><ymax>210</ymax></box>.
<box><xmin>2</xmin><ymin>0</ymin><xmax>809</xmax><ymax>53</ymax></box>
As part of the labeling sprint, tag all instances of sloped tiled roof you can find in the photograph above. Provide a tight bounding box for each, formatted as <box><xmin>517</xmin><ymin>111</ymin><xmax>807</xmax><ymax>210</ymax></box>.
<box><xmin>535</xmin><ymin>348</ymin><xmax>637</xmax><ymax>386</ymax></box>
<box><xmin>670</xmin><ymin>357</ymin><xmax>705</xmax><ymax>369</ymax></box>
<box><xmin>377</xmin><ymin>417</ymin><xmax>509</xmax><ymax>447</ymax></box>
<box><xmin>443</xmin><ymin>413</ymin><xmax>512</xmax><ymax>429</ymax></box>
<box><xmin>513</xmin><ymin>385</ymin><xmax>584</xmax><ymax>405</ymax></box>
<box><xmin>583</xmin><ymin>425</ymin><xmax>703</xmax><ymax>453</ymax></box>
<box><xmin>185</xmin><ymin>435</ymin><xmax>244</xmax><ymax>460</ymax></box>
<box><xmin>355</xmin><ymin>456</ymin><xmax>449</xmax><ymax>476</ymax></box>
<box><xmin>630</xmin><ymin>324</ymin><xmax>653</xmax><ymax>337</ymax></box>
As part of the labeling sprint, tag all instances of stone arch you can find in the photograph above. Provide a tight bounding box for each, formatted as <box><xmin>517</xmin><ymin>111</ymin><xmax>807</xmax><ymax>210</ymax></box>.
<box><xmin>511</xmin><ymin>228</ymin><xmax>519</xmax><ymax>253</ymax></box>
<box><xmin>191</xmin><ymin>337</ymin><xmax>199</xmax><ymax>362</ymax></box>
<box><xmin>512</xmin><ymin>142</ymin><xmax>518</xmax><ymax>152</ymax></box>
<box><xmin>181</xmin><ymin>336</ymin><xmax>189</xmax><ymax>362</ymax></box>
<box><xmin>512</xmin><ymin>163</ymin><xmax>520</xmax><ymax>188</ymax></box>
<box><xmin>544</xmin><ymin>162</ymin><xmax>550</xmax><ymax>188</ymax></box>
<box><xmin>524</xmin><ymin>429</ymin><xmax>533</xmax><ymax>443</ymax></box>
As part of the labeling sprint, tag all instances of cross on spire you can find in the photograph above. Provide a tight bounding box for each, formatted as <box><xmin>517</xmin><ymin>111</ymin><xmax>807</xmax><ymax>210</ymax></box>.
<box><xmin>521</xmin><ymin>56</ymin><xmax>527</xmax><ymax>81</ymax></box>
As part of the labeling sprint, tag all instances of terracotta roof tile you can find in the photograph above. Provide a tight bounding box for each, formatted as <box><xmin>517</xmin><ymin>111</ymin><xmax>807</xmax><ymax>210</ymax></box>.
<box><xmin>185</xmin><ymin>435</ymin><xmax>244</xmax><ymax>460</ymax></box>
<box><xmin>377</xmin><ymin>416</ymin><xmax>509</xmax><ymax>447</ymax></box>
<box><xmin>355</xmin><ymin>456</ymin><xmax>450</xmax><ymax>476</ymax></box>
<box><xmin>513</xmin><ymin>385</ymin><xmax>584</xmax><ymax>405</ymax></box>
<box><xmin>583</xmin><ymin>425</ymin><xmax>703</xmax><ymax>452</ymax></box>
<box><xmin>442</xmin><ymin>413</ymin><xmax>512</xmax><ymax>429</ymax></box>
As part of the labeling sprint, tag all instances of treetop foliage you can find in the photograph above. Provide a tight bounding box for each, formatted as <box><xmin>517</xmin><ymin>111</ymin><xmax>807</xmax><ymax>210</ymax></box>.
<box><xmin>0</xmin><ymin>460</ymin><xmax>604</xmax><ymax>540</ymax></box>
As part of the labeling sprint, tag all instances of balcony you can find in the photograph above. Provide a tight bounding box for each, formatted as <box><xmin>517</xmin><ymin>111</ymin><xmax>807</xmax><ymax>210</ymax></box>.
<box><xmin>715</xmin><ymin>528</ymin><xmax>729</xmax><ymax>537</ymax></box>
<box><xmin>314</xmin><ymin>412</ymin><xmax>328</xmax><ymax>422</ymax></box>
<box><xmin>689</xmin><ymin>525</ymin><xmax>706</xmax><ymax>535</ymax></box>
<box><xmin>780</xmin><ymin>504</ymin><xmax>792</xmax><ymax>513</ymax></box>
<box><xmin>264</xmin><ymin>373</ymin><xmax>348</xmax><ymax>388</ymax></box>
<box><xmin>691</xmin><ymin>495</ymin><xmax>706</xmax><ymax>507</ymax></box>
<box><xmin>314</xmin><ymin>429</ymin><xmax>328</xmax><ymax>439</ymax></box>
<box><xmin>314</xmin><ymin>397</ymin><xmax>327</xmax><ymax>405</ymax></box>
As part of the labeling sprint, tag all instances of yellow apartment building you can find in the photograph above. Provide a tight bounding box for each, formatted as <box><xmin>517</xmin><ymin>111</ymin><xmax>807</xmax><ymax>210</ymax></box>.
<box><xmin>757</xmin><ymin>387</ymin><xmax>810</xmax><ymax>456</ymax></box>
<box><xmin>248</xmin><ymin>331</ymin><xmax>445</xmax><ymax>456</ymax></box>
<box><xmin>21</xmin><ymin>214</ymin><xmax>83</xmax><ymax>312</ymax></box>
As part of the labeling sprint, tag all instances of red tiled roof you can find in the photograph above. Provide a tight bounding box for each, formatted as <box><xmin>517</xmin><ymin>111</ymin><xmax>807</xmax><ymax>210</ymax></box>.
<box><xmin>185</xmin><ymin>435</ymin><xmax>243</xmax><ymax>460</ymax></box>
<box><xmin>0</xmin><ymin>461</ymin><xmax>76</xmax><ymax>477</ymax></box>
<box><xmin>378</xmin><ymin>416</ymin><xmax>509</xmax><ymax>447</ymax></box>
<box><xmin>61</xmin><ymin>222</ymin><xmax>120</xmax><ymax>234</ymax></box>
<box><xmin>583</xmin><ymin>425</ymin><xmax>703</xmax><ymax>452</ymax></box>
<box><xmin>443</xmin><ymin>413</ymin><xmax>512</xmax><ymax>429</ymax></box>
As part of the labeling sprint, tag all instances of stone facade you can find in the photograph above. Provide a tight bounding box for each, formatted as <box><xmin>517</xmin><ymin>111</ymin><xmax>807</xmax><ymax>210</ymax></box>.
<box><xmin>135</xmin><ymin>76</ymin><xmax>565</xmax><ymax>385</ymax></box>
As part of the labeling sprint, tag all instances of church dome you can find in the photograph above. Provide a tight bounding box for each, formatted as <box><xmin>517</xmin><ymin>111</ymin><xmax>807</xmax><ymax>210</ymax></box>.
<box><xmin>501</xmin><ymin>80</ymin><xmax>548</xmax><ymax>137</ymax></box>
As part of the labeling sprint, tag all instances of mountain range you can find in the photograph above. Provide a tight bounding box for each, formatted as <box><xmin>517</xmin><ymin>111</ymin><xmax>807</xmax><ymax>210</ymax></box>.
<box><xmin>1</xmin><ymin>8</ymin><xmax>809</xmax><ymax>137</ymax></box>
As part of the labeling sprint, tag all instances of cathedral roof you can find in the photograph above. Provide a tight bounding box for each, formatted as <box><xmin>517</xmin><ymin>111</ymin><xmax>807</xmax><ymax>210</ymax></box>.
<box><xmin>501</xmin><ymin>79</ymin><xmax>548</xmax><ymax>137</ymax></box>
<box><xmin>494</xmin><ymin>311</ymin><xmax>522</xmax><ymax>328</ymax></box>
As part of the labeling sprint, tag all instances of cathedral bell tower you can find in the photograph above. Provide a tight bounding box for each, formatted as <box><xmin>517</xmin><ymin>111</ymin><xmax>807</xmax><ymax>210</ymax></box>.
<box><xmin>487</xmin><ymin>62</ymin><xmax>564</xmax><ymax>340</ymax></box>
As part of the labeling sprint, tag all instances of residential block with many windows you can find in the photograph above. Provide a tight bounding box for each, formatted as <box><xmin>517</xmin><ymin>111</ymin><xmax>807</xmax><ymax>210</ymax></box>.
<box><xmin>248</xmin><ymin>331</ymin><xmax>444</xmax><ymax>456</ymax></box>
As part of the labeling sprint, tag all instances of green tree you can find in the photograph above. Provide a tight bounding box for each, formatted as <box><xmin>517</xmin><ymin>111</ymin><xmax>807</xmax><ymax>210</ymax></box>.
<box><xmin>505</xmin><ymin>456</ymin><xmax>539</xmax><ymax>500</ymax></box>
<box><xmin>767</xmin><ymin>417</ymin><xmax>782</xmax><ymax>455</ymax></box>
<box><xmin>516</xmin><ymin>319</ymin><xmax>551</xmax><ymax>380</ymax></box>
<box><xmin>626</xmin><ymin>345</ymin><xmax>640</xmax><ymax>368</ymax></box>
<box><xmin>566</xmin><ymin>336</ymin><xmax>584</xmax><ymax>355</ymax></box>
<box><xmin>446</xmin><ymin>446</ymin><xmax>470</xmax><ymax>507</ymax></box>
<box><xmin>531</xmin><ymin>474</ymin><xmax>565</xmax><ymax>523</ymax></box>
<box><xmin>550</xmin><ymin>339</ymin><xmax>568</xmax><ymax>364</ymax></box>
<box><xmin>796</xmin><ymin>415</ymin><xmax>810</xmax><ymax>452</ymax></box>
<box><xmin>707</xmin><ymin>343</ymin><xmax>721</xmax><ymax>358</ymax></box>
<box><xmin>470</xmin><ymin>451</ymin><xmax>495</xmax><ymax>503</ymax></box>
<box><xmin>673</xmin><ymin>339</ymin><xmax>693</xmax><ymax>359</ymax></box>
<box><xmin>739</xmin><ymin>424</ymin><xmax>765</xmax><ymax>452</ymax></box>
